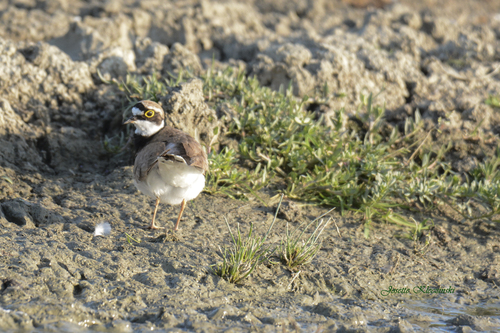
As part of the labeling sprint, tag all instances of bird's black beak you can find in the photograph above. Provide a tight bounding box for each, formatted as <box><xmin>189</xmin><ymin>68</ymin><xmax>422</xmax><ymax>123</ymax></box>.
<box><xmin>123</xmin><ymin>116</ymin><xmax>137</xmax><ymax>125</ymax></box>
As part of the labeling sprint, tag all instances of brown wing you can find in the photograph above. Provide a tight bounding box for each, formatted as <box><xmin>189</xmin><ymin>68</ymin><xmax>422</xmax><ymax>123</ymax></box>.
<box><xmin>134</xmin><ymin>126</ymin><xmax>208</xmax><ymax>181</ymax></box>
<box><xmin>181</xmin><ymin>140</ymin><xmax>209</xmax><ymax>172</ymax></box>
<box><xmin>134</xmin><ymin>142</ymin><xmax>167</xmax><ymax>182</ymax></box>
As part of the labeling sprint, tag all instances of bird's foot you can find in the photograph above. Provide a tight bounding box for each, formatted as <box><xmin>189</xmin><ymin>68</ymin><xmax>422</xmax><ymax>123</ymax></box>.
<box><xmin>144</xmin><ymin>225</ymin><xmax>164</xmax><ymax>230</ymax></box>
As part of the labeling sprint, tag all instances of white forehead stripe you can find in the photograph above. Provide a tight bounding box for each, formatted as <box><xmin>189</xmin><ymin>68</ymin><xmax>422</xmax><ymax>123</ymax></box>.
<box><xmin>153</xmin><ymin>105</ymin><xmax>163</xmax><ymax>112</ymax></box>
<box><xmin>132</xmin><ymin>106</ymin><xmax>142</xmax><ymax>116</ymax></box>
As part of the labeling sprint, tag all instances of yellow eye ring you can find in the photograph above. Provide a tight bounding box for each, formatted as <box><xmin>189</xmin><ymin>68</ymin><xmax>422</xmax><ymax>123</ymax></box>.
<box><xmin>145</xmin><ymin>110</ymin><xmax>155</xmax><ymax>118</ymax></box>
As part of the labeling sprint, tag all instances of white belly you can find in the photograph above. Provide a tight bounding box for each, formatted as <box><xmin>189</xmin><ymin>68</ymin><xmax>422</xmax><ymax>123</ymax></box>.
<box><xmin>134</xmin><ymin>159</ymin><xmax>205</xmax><ymax>205</ymax></box>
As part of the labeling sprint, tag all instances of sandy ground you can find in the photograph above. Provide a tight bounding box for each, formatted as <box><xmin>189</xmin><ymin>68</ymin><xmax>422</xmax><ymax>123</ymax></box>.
<box><xmin>1</xmin><ymin>0</ymin><xmax>500</xmax><ymax>331</ymax></box>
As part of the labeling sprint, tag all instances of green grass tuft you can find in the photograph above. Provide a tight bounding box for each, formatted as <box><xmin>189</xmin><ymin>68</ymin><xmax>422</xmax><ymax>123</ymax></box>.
<box><xmin>212</xmin><ymin>195</ymin><xmax>283</xmax><ymax>283</ymax></box>
<box><xmin>278</xmin><ymin>209</ymin><xmax>334</xmax><ymax>270</ymax></box>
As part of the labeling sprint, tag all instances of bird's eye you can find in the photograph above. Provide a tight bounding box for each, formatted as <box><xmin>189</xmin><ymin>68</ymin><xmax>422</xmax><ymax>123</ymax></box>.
<box><xmin>145</xmin><ymin>110</ymin><xmax>155</xmax><ymax>118</ymax></box>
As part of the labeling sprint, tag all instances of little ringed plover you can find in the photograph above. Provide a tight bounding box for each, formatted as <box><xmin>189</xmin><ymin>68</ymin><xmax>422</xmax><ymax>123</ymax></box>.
<box><xmin>124</xmin><ymin>100</ymin><xmax>208</xmax><ymax>230</ymax></box>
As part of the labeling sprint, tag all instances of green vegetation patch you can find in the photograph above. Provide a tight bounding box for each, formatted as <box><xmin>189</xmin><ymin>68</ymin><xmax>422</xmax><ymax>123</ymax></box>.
<box><xmin>108</xmin><ymin>68</ymin><xmax>500</xmax><ymax>236</ymax></box>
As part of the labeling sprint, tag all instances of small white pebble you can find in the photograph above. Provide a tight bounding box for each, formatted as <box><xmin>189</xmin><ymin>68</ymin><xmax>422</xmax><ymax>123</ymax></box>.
<box><xmin>94</xmin><ymin>222</ymin><xmax>111</xmax><ymax>236</ymax></box>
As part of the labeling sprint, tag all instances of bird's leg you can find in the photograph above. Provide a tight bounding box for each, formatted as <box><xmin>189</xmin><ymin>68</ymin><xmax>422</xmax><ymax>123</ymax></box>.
<box><xmin>173</xmin><ymin>199</ymin><xmax>186</xmax><ymax>231</ymax></box>
<box><xmin>147</xmin><ymin>197</ymin><xmax>163</xmax><ymax>229</ymax></box>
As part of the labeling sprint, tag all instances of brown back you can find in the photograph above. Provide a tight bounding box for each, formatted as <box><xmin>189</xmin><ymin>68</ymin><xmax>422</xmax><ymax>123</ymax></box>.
<box><xmin>134</xmin><ymin>126</ymin><xmax>208</xmax><ymax>182</ymax></box>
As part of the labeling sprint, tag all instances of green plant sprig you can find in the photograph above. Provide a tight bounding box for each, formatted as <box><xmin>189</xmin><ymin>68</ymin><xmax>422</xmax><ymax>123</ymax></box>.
<box><xmin>278</xmin><ymin>208</ymin><xmax>334</xmax><ymax>270</ymax></box>
<box><xmin>212</xmin><ymin>194</ymin><xmax>284</xmax><ymax>283</ymax></box>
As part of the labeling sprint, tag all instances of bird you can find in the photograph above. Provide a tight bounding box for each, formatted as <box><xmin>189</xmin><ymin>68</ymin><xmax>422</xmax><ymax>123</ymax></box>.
<box><xmin>123</xmin><ymin>100</ymin><xmax>208</xmax><ymax>231</ymax></box>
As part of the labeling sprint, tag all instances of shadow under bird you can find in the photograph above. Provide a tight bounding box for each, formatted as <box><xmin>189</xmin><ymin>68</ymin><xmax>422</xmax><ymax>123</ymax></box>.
<box><xmin>123</xmin><ymin>100</ymin><xmax>208</xmax><ymax>230</ymax></box>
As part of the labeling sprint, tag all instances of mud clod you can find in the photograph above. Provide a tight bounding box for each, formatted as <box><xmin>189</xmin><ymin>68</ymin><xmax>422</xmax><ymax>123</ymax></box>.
<box><xmin>278</xmin><ymin>200</ymin><xmax>303</xmax><ymax>222</ymax></box>
<box><xmin>159</xmin><ymin>78</ymin><xmax>218</xmax><ymax>147</ymax></box>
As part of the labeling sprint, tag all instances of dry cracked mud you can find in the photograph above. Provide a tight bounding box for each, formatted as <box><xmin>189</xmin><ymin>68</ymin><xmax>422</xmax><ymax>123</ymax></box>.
<box><xmin>1</xmin><ymin>0</ymin><xmax>500</xmax><ymax>331</ymax></box>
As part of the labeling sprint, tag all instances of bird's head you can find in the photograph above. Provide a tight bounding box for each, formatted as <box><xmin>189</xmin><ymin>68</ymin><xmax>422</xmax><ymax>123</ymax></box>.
<box><xmin>124</xmin><ymin>100</ymin><xmax>165</xmax><ymax>137</ymax></box>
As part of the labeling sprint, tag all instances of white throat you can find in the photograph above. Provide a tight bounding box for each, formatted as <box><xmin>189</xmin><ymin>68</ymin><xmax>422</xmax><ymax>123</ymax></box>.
<box><xmin>134</xmin><ymin>120</ymin><xmax>164</xmax><ymax>137</ymax></box>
